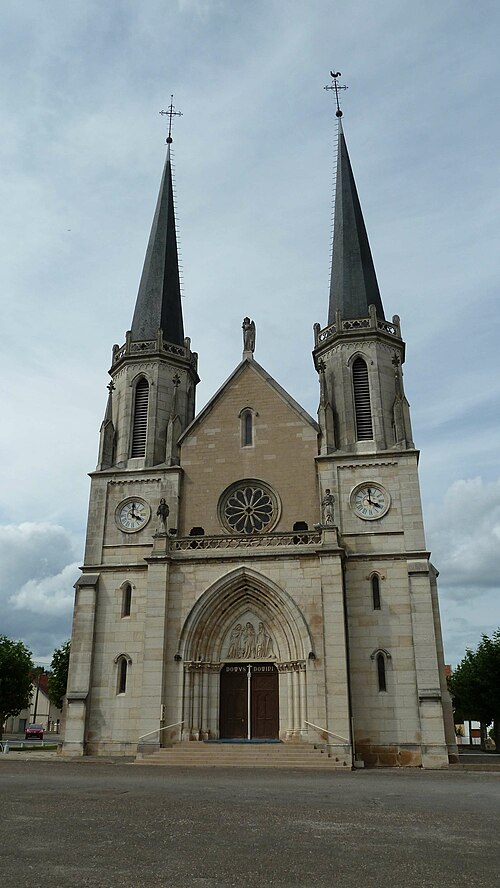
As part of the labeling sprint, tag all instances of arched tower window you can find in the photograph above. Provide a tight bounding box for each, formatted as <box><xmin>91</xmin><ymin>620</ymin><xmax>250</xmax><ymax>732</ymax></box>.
<box><xmin>117</xmin><ymin>657</ymin><xmax>128</xmax><ymax>694</ymax></box>
<box><xmin>352</xmin><ymin>357</ymin><xmax>373</xmax><ymax>440</ymax></box>
<box><xmin>121</xmin><ymin>583</ymin><xmax>132</xmax><ymax>618</ymax></box>
<box><xmin>371</xmin><ymin>574</ymin><xmax>381</xmax><ymax>610</ymax></box>
<box><xmin>131</xmin><ymin>378</ymin><xmax>149</xmax><ymax>457</ymax></box>
<box><xmin>241</xmin><ymin>409</ymin><xmax>253</xmax><ymax>447</ymax></box>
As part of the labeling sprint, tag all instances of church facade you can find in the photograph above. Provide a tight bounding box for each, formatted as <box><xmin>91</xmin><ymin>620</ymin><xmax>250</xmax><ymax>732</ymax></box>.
<box><xmin>63</xmin><ymin>113</ymin><xmax>457</xmax><ymax>768</ymax></box>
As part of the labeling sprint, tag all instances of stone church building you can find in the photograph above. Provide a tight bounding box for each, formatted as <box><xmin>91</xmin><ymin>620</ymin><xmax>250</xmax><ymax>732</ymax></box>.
<box><xmin>63</xmin><ymin>112</ymin><xmax>457</xmax><ymax>768</ymax></box>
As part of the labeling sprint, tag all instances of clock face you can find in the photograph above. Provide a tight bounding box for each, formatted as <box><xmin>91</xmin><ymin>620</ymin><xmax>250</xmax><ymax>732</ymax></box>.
<box><xmin>351</xmin><ymin>484</ymin><xmax>390</xmax><ymax>520</ymax></box>
<box><xmin>116</xmin><ymin>498</ymin><xmax>151</xmax><ymax>533</ymax></box>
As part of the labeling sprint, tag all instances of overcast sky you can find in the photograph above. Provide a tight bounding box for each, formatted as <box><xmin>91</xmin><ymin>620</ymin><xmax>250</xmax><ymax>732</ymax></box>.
<box><xmin>0</xmin><ymin>0</ymin><xmax>498</xmax><ymax>668</ymax></box>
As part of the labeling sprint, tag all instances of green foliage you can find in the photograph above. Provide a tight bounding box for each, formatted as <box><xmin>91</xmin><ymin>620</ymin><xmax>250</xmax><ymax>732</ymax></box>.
<box><xmin>449</xmin><ymin>629</ymin><xmax>500</xmax><ymax>751</ymax></box>
<box><xmin>0</xmin><ymin>635</ymin><xmax>34</xmax><ymax>738</ymax></box>
<box><xmin>47</xmin><ymin>640</ymin><xmax>71</xmax><ymax>710</ymax></box>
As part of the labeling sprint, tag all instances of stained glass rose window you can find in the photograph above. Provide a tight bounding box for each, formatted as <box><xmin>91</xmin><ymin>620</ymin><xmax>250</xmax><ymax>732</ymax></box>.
<box><xmin>219</xmin><ymin>481</ymin><xmax>279</xmax><ymax>534</ymax></box>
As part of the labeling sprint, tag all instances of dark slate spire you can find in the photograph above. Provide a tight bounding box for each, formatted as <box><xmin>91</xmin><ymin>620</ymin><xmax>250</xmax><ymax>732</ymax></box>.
<box><xmin>131</xmin><ymin>144</ymin><xmax>184</xmax><ymax>345</ymax></box>
<box><xmin>328</xmin><ymin>119</ymin><xmax>385</xmax><ymax>323</ymax></box>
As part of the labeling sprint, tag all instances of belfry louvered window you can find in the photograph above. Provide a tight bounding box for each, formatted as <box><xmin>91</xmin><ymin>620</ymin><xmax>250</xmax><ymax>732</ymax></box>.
<box><xmin>352</xmin><ymin>357</ymin><xmax>373</xmax><ymax>440</ymax></box>
<box><xmin>131</xmin><ymin>378</ymin><xmax>149</xmax><ymax>457</ymax></box>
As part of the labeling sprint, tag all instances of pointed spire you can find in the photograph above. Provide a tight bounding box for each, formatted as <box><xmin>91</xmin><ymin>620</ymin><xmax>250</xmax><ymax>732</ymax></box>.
<box><xmin>131</xmin><ymin>136</ymin><xmax>184</xmax><ymax>345</ymax></box>
<box><xmin>97</xmin><ymin>381</ymin><xmax>115</xmax><ymax>470</ymax></box>
<box><xmin>328</xmin><ymin>119</ymin><xmax>385</xmax><ymax>323</ymax></box>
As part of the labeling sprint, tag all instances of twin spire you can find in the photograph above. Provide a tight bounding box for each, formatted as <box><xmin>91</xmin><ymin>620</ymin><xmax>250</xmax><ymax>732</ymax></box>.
<box><xmin>130</xmin><ymin>83</ymin><xmax>385</xmax><ymax>348</ymax></box>
<box><xmin>130</xmin><ymin>100</ymin><xmax>184</xmax><ymax>346</ymax></box>
<box><xmin>328</xmin><ymin>119</ymin><xmax>385</xmax><ymax>323</ymax></box>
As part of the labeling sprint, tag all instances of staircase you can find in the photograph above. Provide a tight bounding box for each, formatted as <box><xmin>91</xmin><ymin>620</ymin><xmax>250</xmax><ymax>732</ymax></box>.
<box><xmin>135</xmin><ymin>741</ymin><xmax>351</xmax><ymax>769</ymax></box>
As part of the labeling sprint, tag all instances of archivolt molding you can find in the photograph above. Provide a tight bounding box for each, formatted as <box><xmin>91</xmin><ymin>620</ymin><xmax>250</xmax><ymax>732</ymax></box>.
<box><xmin>113</xmin><ymin>652</ymin><xmax>132</xmax><ymax>665</ymax></box>
<box><xmin>129</xmin><ymin>369</ymin><xmax>155</xmax><ymax>387</ymax></box>
<box><xmin>178</xmin><ymin>566</ymin><xmax>312</xmax><ymax>664</ymax></box>
<box><xmin>370</xmin><ymin>648</ymin><xmax>392</xmax><ymax>661</ymax></box>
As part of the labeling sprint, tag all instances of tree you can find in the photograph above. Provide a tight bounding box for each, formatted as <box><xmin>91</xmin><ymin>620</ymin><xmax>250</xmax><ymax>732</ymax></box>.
<box><xmin>47</xmin><ymin>640</ymin><xmax>71</xmax><ymax>710</ymax></box>
<box><xmin>0</xmin><ymin>636</ymin><xmax>33</xmax><ymax>740</ymax></box>
<box><xmin>475</xmin><ymin>630</ymin><xmax>500</xmax><ymax>751</ymax></box>
<box><xmin>449</xmin><ymin>630</ymin><xmax>500</xmax><ymax>752</ymax></box>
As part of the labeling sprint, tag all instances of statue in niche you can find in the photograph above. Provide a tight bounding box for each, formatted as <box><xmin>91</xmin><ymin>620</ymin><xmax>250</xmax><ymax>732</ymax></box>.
<box><xmin>241</xmin><ymin>622</ymin><xmax>256</xmax><ymax>659</ymax></box>
<box><xmin>227</xmin><ymin>624</ymin><xmax>243</xmax><ymax>658</ymax></box>
<box><xmin>156</xmin><ymin>498</ymin><xmax>169</xmax><ymax>534</ymax></box>
<box><xmin>321</xmin><ymin>489</ymin><xmax>335</xmax><ymax>525</ymax></box>
<box><xmin>256</xmin><ymin>622</ymin><xmax>275</xmax><ymax>658</ymax></box>
<box><xmin>242</xmin><ymin>317</ymin><xmax>256</xmax><ymax>353</ymax></box>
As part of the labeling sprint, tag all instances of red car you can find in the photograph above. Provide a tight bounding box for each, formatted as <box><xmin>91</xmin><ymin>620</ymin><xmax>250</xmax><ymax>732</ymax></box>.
<box><xmin>25</xmin><ymin>723</ymin><xmax>44</xmax><ymax>740</ymax></box>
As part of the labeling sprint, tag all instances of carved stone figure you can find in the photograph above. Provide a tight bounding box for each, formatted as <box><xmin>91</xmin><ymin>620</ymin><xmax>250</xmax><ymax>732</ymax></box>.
<box><xmin>241</xmin><ymin>621</ymin><xmax>256</xmax><ymax>659</ymax></box>
<box><xmin>242</xmin><ymin>317</ymin><xmax>256</xmax><ymax>353</ymax></box>
<box><xmin>227</xmin><ymin>624</ymin><xmax>243</xmax><ymax>658</ymax></box>
<box><xmin>256</xmin><ymin>622</ymin><xmax>275</xmax><ymax>658</ymax></box>
<box><xmin>321</xmin><ymin>489</ymin><xmax>335</xmax><ymax>525</ymax></box>
<box><xmin>156</xmin><ymin>498</ymin><xmax>169</xmax><ymax>534</ymax></box>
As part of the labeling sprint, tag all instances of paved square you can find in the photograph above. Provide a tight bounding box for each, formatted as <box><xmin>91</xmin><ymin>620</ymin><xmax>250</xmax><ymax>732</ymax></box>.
<box><xmin>1</xmin><ymin>759</ymin><xmax>498</xmax><ymax>887</ymax></box>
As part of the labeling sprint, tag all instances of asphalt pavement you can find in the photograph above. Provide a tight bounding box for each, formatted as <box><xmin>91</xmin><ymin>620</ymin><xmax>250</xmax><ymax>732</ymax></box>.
<box><xmin>1</xmin><ymin>758</ymin><xmax>498</xmax><ymax>888</ymax></box>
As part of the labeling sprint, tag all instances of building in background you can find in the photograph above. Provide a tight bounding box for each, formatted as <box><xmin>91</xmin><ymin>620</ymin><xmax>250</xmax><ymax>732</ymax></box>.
<box><xmin>4</xmin><ymin>673</ymin><xmax>62</xmax><ymax>734</ymax></box>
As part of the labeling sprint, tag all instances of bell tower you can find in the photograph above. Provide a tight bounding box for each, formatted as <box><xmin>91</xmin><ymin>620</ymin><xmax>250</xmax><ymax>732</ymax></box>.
<box><xmin>312</xmin><ymin>76</ymin><xmax>456</xmax><ymax>768</ymax></box>
<box><xmin>63</xmin><ymin>102</ymin><xmax>199</xmax><ymax>756</ymax></box>
<box><xmin>313</xmin><ymin>116</ymin><xmax>412</xmax><ymax>455</ymax></box>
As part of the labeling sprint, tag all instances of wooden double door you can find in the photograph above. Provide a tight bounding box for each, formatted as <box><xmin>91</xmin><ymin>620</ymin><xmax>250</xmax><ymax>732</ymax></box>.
<box><xmin>219</xmin><ymin>664</ymin><xmax>279</xmax><ymax>739</ymax></box>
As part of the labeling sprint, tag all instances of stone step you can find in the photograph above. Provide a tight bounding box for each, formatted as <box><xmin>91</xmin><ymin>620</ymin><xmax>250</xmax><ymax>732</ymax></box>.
<box><xmin>135</xmin><ymin>742</ymin><xmax>349</xmax><ymax>769</ymax></box>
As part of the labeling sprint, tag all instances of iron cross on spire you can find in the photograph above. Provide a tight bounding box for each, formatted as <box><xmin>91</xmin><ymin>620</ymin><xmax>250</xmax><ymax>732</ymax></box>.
<box><xmin>159</xmin><ymin>95</ymin><xmax>183</xmax><ymax>144</ymax></box>
<box><xmin>324</xmin><ymin>71</ymin><xmax>348</xmax><ymax>118</ymax></box>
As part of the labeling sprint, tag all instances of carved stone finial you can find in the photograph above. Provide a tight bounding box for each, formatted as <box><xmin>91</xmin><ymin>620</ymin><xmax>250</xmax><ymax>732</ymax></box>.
<box><xmin>242</xmin><ymin>317</ymin><xmax>256</xmax><ymax>355</ymax></box>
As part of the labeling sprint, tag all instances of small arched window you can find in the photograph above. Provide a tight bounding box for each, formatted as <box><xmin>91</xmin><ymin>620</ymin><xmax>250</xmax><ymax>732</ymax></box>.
<box><xmin>117</xmin><ymin>657</ymin><xmax>128</xmax><ymax>694</ymax></box>
<box><xmin>376</xmin><ymin>653</ymin><xmax>387</xmax><ymax>692</ymax></box>
<box><xmin>121</xmin><ymin>583</ymin><xmax>132</xmax><ymax>618</ymax></box>
<box><xmin>241</xmin><ymin>410</ymin><xmax>253</xmax><ymax>447</ymax></box>
<box><xmin>131</xmin><ymin>378</ymin><xmax>149</xmax><ymax>457</ymax></box>
<box><xmin>371</xmin><ymin>648</ymin><xmax>390</xmax><ymax>693</ymax></box>
<box><xmin>352</xmin><ymin>357</ymin><xmax>373</xmax><ymax>440</ymax></box>
<box><xmin>371</xmin><ymin>575</ymin><xmax>381</xmax><ymax>610</ymax></box>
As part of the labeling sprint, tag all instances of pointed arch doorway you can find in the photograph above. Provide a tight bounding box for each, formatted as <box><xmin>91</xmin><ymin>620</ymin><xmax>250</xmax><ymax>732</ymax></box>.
<box><xmin>178</xmin><ymin>567</ymin><xmax>312</xmax><ymax>742</ymax></box>
<box><xmin>219</xmin><ymin>663</ymin><xmax>279</xmax><ymax>740</ymax></box>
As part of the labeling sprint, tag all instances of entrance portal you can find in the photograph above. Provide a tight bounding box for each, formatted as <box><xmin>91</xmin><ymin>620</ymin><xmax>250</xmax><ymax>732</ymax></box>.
<box><xmin>219</xmin><ymin>664</ymin><xmax>279</xmax><ymax>740</ymax></box>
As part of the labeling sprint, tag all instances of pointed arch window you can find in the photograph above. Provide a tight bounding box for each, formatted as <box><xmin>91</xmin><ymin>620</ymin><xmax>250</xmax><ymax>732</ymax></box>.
<box><xmin>352</xmin><ymin>358</ymin><xmax>373</xmax><ymax>440</ymax></box>
<box><xmin>376</xmin><ymin>653</ymin><xmax>387</xmax><ymax>692</ymax></box>
<box><xmin>371</xmin><ymin>574</ymin><xmax>381</xmax><ymax>610</ymax></box>
<box><xmin>371</xmin><ymin>648</ymin><xmax>391</xmax><ymax>693</ymax></box>
<box><xmin>117</xmin><ymin>657</ymin><xmax>128</xmax><ymax>694</ymax></box>
<box><xmin>241</xmin><ymin>409</ymin><xmax>253</xmax><ymax>447</ymax></box>
<box><xmin>121</xmin><ymin>583</ymin><xmax>132</xmax><ymax>618</ymax></box>
<box><xmin>131</xmin><ymin>378</ymin><xmax>149</xmax><ymax>457</ymax></box>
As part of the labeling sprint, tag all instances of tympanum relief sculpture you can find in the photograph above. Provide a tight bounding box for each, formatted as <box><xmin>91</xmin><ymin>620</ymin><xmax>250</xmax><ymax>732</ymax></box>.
<box><xmin>225</xmin><ymin>620</ymin><xmax>275</xmax><ymax>660</ymax></box>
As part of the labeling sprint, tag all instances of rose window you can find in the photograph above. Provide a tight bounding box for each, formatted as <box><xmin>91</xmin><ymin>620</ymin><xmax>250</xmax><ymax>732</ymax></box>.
<box><xmin>219</xmin><ymin>481</ymin><xmax>279</xmax><ymax>534</ymax></box>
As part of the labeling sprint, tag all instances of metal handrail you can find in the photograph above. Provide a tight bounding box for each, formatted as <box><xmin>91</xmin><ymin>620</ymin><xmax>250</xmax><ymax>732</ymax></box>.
<box><xmin>138</xmin><ymin>721</ymin><xmax>183</xmax><ymax>742</ymax></box>
<box><xmin>305</xmin><ymin>720</ymin><xmax>349</xmax><ymax>744</ymax></box>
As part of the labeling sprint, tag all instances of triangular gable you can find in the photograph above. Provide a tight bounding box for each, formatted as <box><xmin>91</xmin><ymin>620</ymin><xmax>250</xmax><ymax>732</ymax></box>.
<box><xmin>178</xmin><ymin>357</ymin><xmax>319</xmax><ymax>444</ymax></box>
